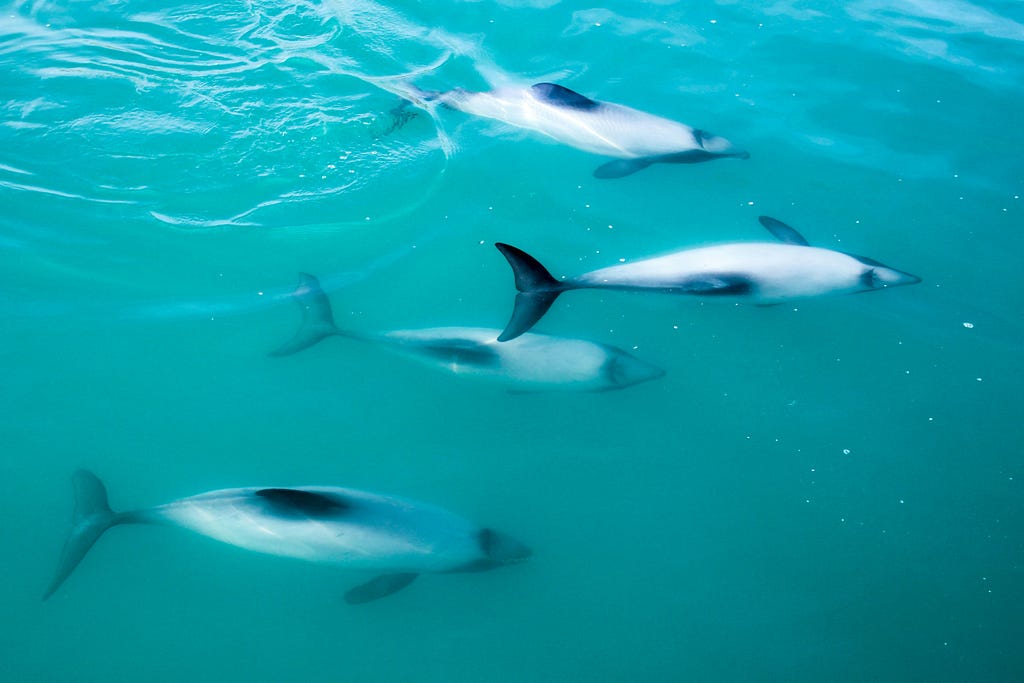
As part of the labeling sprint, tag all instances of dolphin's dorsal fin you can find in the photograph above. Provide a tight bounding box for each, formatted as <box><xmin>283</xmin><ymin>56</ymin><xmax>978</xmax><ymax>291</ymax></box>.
<box><xmin>531</xmin><ymin>83</ymin><xmax>600</xmax><ymax>110</ymax></box>
<box><xmin>758</xmin><ymin>216</ymin><xmax>810</xmax><ymax>246</ymax></box>
<box><xmin>345</xmin><ymin>573</ymin><xmax>419</xmax><ymax>604</ymax></box>
<box><xmin>254</xmin><ymin>489</ymin><xmax>350</xmax><ymax>518</ymax></box>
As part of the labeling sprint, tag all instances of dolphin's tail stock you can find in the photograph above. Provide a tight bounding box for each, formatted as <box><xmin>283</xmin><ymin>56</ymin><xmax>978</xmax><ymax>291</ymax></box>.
<box><xmin>270</xmin><ymin>273</ymin><xmax>349</xmax><ymax>357</ymax></box>
<box><xmin>44</xmin><ymin>470</ymin><xmax>125</xmax><ymax>600</ymax></box>
<box><xmin>494</xmin><ymin>243</ymin><xmax>568</xmax><ymax>342</ymax></box>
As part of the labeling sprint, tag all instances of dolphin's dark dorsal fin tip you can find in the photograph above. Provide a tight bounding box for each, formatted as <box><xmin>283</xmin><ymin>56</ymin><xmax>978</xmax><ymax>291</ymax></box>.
<box><xmin>255</xmin><ymin>488</ymin><xmax>349</xmax><ymax>517</ymax></box>
<box><xmin>530</xmin><ymin>83</ymin><xmax>600</xmax><ymax>110</ymax></box>
<box><xmin>758</xmin><ymin>216</ymin><xmax>810</xmax><ymax>246</ymax></box>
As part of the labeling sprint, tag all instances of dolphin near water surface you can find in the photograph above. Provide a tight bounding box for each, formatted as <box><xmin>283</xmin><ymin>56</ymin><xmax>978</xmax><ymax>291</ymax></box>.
<box><xmin>494</xmin><ymin>216</ymin><xmax>922</xmax><ymax>341</ymax></box>
<box><xmin>44</xmin><ymin>470</ymin><xmax>530</xmax><ymax>604</ymax></box>
<box><xmin>406</xmin><ymin>82</ymin><xmax>748</xmax><ymax>178</ymax></box>
<box><xmin>271</xmin><ymin>273</ymin><xmax>665</xmax><ymax>391</ymax></box>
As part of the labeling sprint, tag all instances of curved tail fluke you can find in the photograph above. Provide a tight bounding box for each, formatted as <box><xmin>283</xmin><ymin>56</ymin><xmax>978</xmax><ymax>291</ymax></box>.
<box><xmin>270</xmin><ymin>273</ymin><xmax>341</xmax><ymax>357</ymax></box>
<box><xmin>44</xmin><ymin>470</ymin><xmax>121</xmax><ymax>601</ymax></box>
<box><xmin>494</xmin><ymin>243</ymin><xmax>566</xmax><ymax>342</ymax></box>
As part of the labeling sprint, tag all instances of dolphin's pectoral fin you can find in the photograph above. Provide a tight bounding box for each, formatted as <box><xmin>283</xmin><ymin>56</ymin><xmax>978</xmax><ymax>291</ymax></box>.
<box><xmin>254</xmin><ymin>489</ymin><xmax>351</xmax><ymax>518</ymax></box>
<box><xmin>530</xmin><ymin>83</ymin><xmax>601</xmax><ymax>110</ymax></box>
<box><xmin>657</xmin><ymin>150</ymin><xmax>720</xmax><ymax>164</ymax></box>
<box><xmin>677</xmin><ymin>274</ymin><xmax>754</xmax><ymax>296</ymax></box>
<box><xmin>758</xmin><ymin>216</ymin><xmax>810</xmax><ymax>246</ymax></box>
<box><xmin>345</xmin><ymin>573</ymin><xmax>419</xmax><ymax>605</ymax></box>
<box><xmin>593</xmin><ymin>158</ymin><xmax>655</xmax><ymax>179</ymax></box>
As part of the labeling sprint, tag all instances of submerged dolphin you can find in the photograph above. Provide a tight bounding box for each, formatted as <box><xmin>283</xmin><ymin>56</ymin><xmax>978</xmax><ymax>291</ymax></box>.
<box><xmin>410</xmin><ymin>82</ymin><xmax>748</xmax><ymax>178</ymax></box>
<box><xmin>45</xmin><ymin>470</ymin><xmax>530</xmax><ymax>604</ymax></box>
<box><xmin>271</xmin><ymin>273</ymin><xmax>664</xmax><ymax>391</ymax></box>
<box><xmin>494</xmin><ymin>215</ymin><xmax>921</xmax><ymax>341</ymax></box>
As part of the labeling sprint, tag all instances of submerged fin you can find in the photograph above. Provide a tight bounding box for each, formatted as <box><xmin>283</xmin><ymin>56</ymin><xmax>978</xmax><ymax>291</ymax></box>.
<box><xmin>270</xmin><ymin>273</ymin><xmax>341</xmax><ymax>357</ymax></box>
<box><xmin>44</xmin><ymin>470</ymin><xmax>123</xmax><ymax>601</ymax></box>
<box><xmin>501</xmin><ymin>292</ymin><xmax>561</xmax><ymax>342</ymax></box>
<box><xmin>530</xmin><ymin>83</ymin><xmax>600</xmax><ymax>110</ymax></box>
<box><xmin>758</xmin><ymin>216</ymin><xmax>810</xmax><ymax>246</ymax></box>
<box><xmin>377</xmin><ymin>99</ymin><xmax>421</xmax><ymax>137</ymax></box>
<box><xmin>596</xmin><ymin>148</ymin><xmax>748</xmax><ymax>177</ymax></box>
<box><xmin>494</xmin><ymin>243</ymin><xmax>566</xmax><ymax>342</ymax></box>
<box><xmin>593</xmin><ymin>157</ymin><xmax>655</xmax><ymax>179</ymax></box>
<box><xmin>345</xmin><ymin>573</ymin><xmax>419</xmax><ymax>605</ymax></box>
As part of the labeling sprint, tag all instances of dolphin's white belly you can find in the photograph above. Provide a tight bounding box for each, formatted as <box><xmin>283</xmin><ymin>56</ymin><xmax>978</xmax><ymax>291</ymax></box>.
<box><xmin>576</xmin><ymin>243</ymin><xmax>869</xmax><ymax>301</ymax></box>
<box><xmin>451</xmin><ymin>89</ymin><xmax>697</xmax><ymax>159</ymax></box>
<box><xmin>151</xmin><ymin>488</ymin><xmax>484</xmax><ymax>573</ymax></box>
<box><xmin>381</xmin><ymin>327</ymin><xmax>613</xmax><ymax>389</ymax></box>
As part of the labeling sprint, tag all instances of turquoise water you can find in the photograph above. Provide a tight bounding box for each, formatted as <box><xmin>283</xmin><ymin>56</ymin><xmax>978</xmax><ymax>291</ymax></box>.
<box><xmin>3</xmin><ymin>0</ymin><xmax>1023</xmax><ymax>680</ymax></box>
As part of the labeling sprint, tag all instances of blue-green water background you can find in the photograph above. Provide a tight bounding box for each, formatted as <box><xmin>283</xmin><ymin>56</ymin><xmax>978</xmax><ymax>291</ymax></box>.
<box><xmin>2</xmin><ymin>0</ymin><xmax>1023</xmax><ymax>680</ymax></box>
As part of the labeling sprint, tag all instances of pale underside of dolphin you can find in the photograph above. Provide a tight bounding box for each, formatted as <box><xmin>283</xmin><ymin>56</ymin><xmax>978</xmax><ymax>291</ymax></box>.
<box><xmin>406</xmin><ymin>82</ymin><xmax>748</xmax><ymax>178</ymax></box>
<box><xmin>495</xmin><ymin>215</ymin><xmax>922</xmax><ymax>341</ymax></box>
<box><xmin>270</xmin><ymin>273</ymin><xmax>665</xmax><ymax>391</ymax></box>
<box><xmin>44</xmin><ymin>471</ymin><xmax>530</xmax><ymax>604</ymax></box>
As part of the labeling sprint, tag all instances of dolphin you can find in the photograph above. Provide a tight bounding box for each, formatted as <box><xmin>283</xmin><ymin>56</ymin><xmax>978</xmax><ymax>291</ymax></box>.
<box><xmin>494</xmin><ymin>215</ymin><xmax>922</xmax><ymax>341</ymax></box>
<box><xmin>408</xmin><ymin>82</ymin><xmax>748</xmax><ymax>178</ymax></box>
<box><xmin>271</xmin><ymin>273</ymin><xmax>665</xmax><ymax>391</ymax></box>
<box><xmin>44</xmin><ymin>470</ymin><xmax>530</xmax><ymax>604</ymax></box>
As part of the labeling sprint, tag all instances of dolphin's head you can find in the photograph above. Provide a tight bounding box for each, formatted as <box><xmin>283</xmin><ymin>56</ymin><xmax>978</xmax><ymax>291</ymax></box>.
<box><xmin>603</xmin><ymin>351</ymin><xmax>667</xmax><ymax>389</ymax></box>
<box><xmin>693</xmin><ymin>128</ymin><xmax>750</xmax><ymax>159</ymax></box>
<box><xmin>479</xmin><ymin>528</ymin><xmax>532</xmax><ymax>567</ymax></box>
<box><xmin>853</xmin><ymin>255</ymin><xmax>922</xmax><ymax>291</ymax></box>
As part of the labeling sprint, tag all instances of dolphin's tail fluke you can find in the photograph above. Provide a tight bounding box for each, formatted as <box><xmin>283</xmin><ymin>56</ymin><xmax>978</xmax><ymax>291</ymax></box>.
<box><xmin>44</xmin><ymin>470</ymin><xmax>122</xmax><ymax>600</ymax></box>
<box><xmin>377</xmin><ymin>85</ymin><xmax>446</xmax><ymax>137</ymax></box>
<box><xmin>494</xmin><ymin>243</ymin><xmax>567</xmax><ymax>342</ymax></box>
<box><xmin>270</xmin><ymin>273</ymin><xmax>345</xmax><ymax>357</ymax></box>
